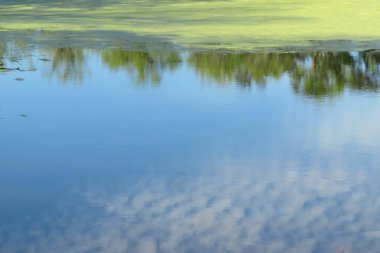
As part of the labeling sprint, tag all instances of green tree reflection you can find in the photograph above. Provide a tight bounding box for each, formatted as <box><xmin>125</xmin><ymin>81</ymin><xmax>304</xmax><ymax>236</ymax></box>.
<box><xmin>0</xmin><ymin>42</ymin><xmax>5</xmax><ymax>71</ymax></box>
<box><xmin>48</xmin><ymin>48</ymin><xmax>86</xmax><ymax>83</ymax></box>
<box><xmin>101</xmin><ymin>49</ymin><xmax>182</xmax><ymax>85</ymax></box>
<box><xmin>1</xmin><ymin>39</ymin><xmax>379</xmax><ymax>98</ymax></box>
<box><xmin>188</xmin><ymin>51</ymin><xmax>380</xmax><ymax>98</ymax></box>
<box><xmin>291</xmin><ymin>52</ymin><xmax>380</xmax><ymax>98</ymax></box>
<box><xmin>187</xmin><ymin>52</ymin><xmax>298</xmax><ymax>87</ymax></box>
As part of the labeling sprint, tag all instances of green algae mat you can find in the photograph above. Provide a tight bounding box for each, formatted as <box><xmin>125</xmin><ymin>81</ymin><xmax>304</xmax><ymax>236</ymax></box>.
<box><xmin>1</xmin><ymin>0</ymin><xmax>380</xmax><ymax>50</ymax></box>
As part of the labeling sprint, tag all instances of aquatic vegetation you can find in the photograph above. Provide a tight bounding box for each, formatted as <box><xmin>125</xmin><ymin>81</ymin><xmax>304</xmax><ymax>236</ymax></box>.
<box><xmin>1</xmin><ymin>0</ymin><xmax>380</xmax><ymax>50</ymax></box>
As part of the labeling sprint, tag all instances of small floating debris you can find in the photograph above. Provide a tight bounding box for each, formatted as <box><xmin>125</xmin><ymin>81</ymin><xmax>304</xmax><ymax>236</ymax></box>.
<box><xmin>15</xmin><ymin>78</ymin><xmax>25</xmax><ymax>81</ymax></box>
<box><xmin>0</xmin><ymin>67</ymin><xmax>35</xmax><ymax>72</ymax></box>
<box><xmin>39</xmin><ymin>58</ymin><xmax>50</xmax><ymax>62</ymax></box>
<box><xmin>19</xmin><ymin>114</ymin><xmax>27</xmax><ymax>117</ymax></box>
<box><xmin>0</xmin><ymin>67</ymin><xmax>21</xmax><ymax>72</ymax></box>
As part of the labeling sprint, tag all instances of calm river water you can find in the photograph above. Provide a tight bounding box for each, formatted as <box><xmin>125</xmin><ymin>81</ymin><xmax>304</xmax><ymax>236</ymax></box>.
<box><xmin>1</xmin><ymin>41</ymin><xmax>380</xmax><ymax>252</ymax></box>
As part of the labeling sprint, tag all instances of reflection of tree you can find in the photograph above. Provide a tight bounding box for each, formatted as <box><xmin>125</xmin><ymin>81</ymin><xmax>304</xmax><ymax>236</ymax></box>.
<box><xmin>101</xmin><ymin>49</ymin><xmax>182</xmax><ymax>85</ymax></box>
<box><xmin>291</xmin><ymin>52</ymin><xmax>380</xmax><ymax>98</ymax></box>
<box><xmin>188</xmin><ymin>51</ymin><xmax>380</xmax><ymax>98</ymax></box>
<box><xmin>188</xmin><ymin>52</ymin><xmax>298</xmax><ymax>87</ymax></box>
<box><xmin>0</xmin><ymin>43</ymin><xmax>4</xmax><ymax>70</ymax></box>
<box><xmin>1</xmin><ymin>38</ymin><xmax>379</xmax><ymax>98</ymax></box>
<box><xmin>48</xmin><ymin>48</ymin><xmax>86</xmax><ymax>83</ymax></box>
<box><xmin>358</xmin><ymin>50</ymin><xmax>380</xmax><ymax>88</ymax></box>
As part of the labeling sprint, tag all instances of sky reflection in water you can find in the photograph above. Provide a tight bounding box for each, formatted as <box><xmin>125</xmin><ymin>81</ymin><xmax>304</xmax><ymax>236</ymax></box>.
<box><xmin>1</xmin><ymin>41</ymin><xmax>380</xmax><ymax>253</ymax></box>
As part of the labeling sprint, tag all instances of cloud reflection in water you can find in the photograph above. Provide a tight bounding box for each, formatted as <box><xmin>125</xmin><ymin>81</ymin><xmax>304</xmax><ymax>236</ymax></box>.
<box><xmin>1</xmin><ymin>160</ymin><xmax>380</xmax><ymax>253</ymax></box>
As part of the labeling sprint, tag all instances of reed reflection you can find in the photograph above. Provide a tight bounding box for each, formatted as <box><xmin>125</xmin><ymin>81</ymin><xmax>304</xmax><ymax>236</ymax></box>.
<box><xmin>0</xmin><ymin>39</ymin><xmax>34</xmax><ymax>71</ymax></box>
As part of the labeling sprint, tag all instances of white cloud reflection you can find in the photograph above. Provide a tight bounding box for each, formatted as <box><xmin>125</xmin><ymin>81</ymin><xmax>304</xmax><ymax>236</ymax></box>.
<box><xmin>1</xmin><ymin>160</ymin><xmax>380</xmax><ymax>253</ymax></box>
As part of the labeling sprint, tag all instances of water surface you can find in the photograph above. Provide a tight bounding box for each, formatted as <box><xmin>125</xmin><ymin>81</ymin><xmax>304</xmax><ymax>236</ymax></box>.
<box><xmin>1</xmin><ymin>40</ymin><xmax>380</xmax><ymax>252</ymax></box>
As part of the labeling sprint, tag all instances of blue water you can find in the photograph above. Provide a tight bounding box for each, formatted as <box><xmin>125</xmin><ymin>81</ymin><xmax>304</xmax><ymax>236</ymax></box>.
<box><xmin>1</xmin><ymin>46</ymin><xmax>380</xmax><ymax>253</ymax></box>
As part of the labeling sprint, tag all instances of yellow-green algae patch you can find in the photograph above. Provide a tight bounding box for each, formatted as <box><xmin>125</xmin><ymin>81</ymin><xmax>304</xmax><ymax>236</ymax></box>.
<box><xmin>1</xmin><ymin>0</ymin><xmax>380</xmax><ymax>50</ymax></box>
